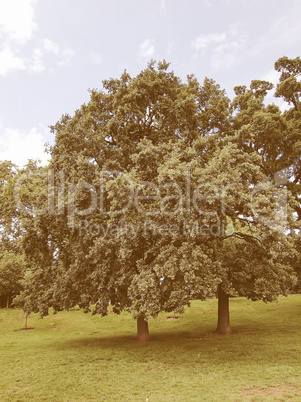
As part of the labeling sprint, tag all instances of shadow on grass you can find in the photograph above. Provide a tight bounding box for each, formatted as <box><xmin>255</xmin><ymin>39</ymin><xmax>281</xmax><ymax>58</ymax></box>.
<box><xmin>51</xmin><ymin>328</ymin><xmax>293</xmax><ymax>369</ymax></box>
<box><xmin>44</xmin><ymin>296</ymin><xmax>301</xmax><ymax>367</ymax></box>
<box><xmin>53</xmin><ymin>316</ymin><xmax>274</xmax><ymax>352</ymax></box>
<box><xmin>53</xmin><ymin>324</ymin><xmax>263</xmax><ymax>354</ymax></box>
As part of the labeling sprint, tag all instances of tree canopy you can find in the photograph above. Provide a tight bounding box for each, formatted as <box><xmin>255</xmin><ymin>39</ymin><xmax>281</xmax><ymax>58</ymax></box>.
<box><xmin>10</xmin><ymin>57</ymin><xmax>300</xmax><ymax>339</ymax></box>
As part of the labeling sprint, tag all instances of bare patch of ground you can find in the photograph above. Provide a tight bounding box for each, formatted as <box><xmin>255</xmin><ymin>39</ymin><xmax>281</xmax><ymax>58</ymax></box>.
<box><xmin>242</xmin><ymin>383</ymin><xmax>301</xmax><ymax>399</ymax></box>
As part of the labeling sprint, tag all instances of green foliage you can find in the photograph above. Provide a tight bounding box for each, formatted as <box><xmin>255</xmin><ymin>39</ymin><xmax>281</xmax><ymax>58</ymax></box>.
<box><xmin>21</xmin><ymin>62</ymin><xmax>233</xmax><ymax>320</ymax></box>
<box><xmin>275</xmin><ymin>56</ymin><xmax>301</xmax><ymax>110</ymax></box>
<box><xmin>231</xmin><ymin>57</ymin><xmax>301</xmax><ymax>295</ymax></box>
<box><xmin>0</xmin><ymin>160</ymin><xmax>21</xmax><ymax>253</ymax></box>
<box><xmin>15</xmin><ymin>58</ymin><xmax>300</xmax><ymax>333</ymax></box>
<box><xmin>0</xmin><ymin>251</ymin><xmax>25</xmax><ymax>305</ymax></box>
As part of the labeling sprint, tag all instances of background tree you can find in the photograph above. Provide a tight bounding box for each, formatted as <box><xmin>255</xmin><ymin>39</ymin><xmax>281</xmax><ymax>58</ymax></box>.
<box><xmin>231</xmin><ymin>57</ymin><xmax>301</xmax><ymax>292</ymax></box>
<box><xmin>274</xmin><ymin>56</ymin><xmax>301</xmax><ymax>288</ymax></box>
<box><xmin>0</xmin><ymin>251</ymin><xmax>25</xmax><ymax>308</ymax></box>
<box><xmin>13</xmin><ymin>160</ymin><xmax>73</xmax><ymax>316</ymax></box>
<box><xmin>0</xmin><ymin>161</ymin><xmax>26</xmax><ymax>307</ymax></box>
<box><xmin>0</xmin><ymin>161</ymin><xmax>21</xmax><ymax>253</ymax></box>
<box><xmin>150</xmin><ymin>138</ymin><xmax>297</xmax><ymax>334</ymax></box>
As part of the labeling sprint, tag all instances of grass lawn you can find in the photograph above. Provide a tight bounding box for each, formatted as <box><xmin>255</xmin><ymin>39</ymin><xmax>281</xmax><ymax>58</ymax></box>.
<box><xmin>0</xmin><ymin>295</ymin><xmax>301</xmax><ymax>401</ymax></box>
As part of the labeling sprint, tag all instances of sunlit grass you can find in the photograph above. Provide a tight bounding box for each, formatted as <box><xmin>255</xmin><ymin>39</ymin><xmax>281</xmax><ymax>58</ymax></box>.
<box><xmin>1</xmin><ymin>295</ymin><xmax>301</xmax><ymax>401</ymax></box>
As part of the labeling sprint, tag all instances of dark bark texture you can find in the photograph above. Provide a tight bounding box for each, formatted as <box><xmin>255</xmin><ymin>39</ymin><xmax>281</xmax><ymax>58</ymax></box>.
<box><xmin>216</xmin><ymin>285</ymin><xmax>232</xmax><ymax>335</ymax></box>
<box><xmin>137</xmin><ymin>316</ymin><xmax>150</xmax><ymax>341</ymax></box>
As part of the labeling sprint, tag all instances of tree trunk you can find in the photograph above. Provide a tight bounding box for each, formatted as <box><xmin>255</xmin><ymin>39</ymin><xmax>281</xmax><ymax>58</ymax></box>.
<box><xmin>6</xmin><ymin>294</ymin><xmax>10</xmax><ymax>309</ymax></box>
<box><xmin>216</xmin><ymin>285</ymin><xmax>232</xmax><ymax>335</ymax></box>
<box><xmin>137</xmin><ymin>316</ymin><xmax>150</xmax><ymax>341</ymax></box>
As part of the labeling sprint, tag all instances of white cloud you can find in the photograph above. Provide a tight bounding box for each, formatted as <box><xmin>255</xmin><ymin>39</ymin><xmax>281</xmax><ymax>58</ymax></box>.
<box><xmin>0</xmin><ymin>0</ymin><xmax>75</xmax><ymax>77</ymax></box>
<box><xmin>261</xmin><ymin>69</ymin><xmax>280</xmax><ymax>87</ymax></box>
<box><xmin>192</xmin><ymin>33</ymin><xmax>227</xmax><ymax>50</ymax></box>
<box><xmin>28</xmin><ymin>40</ymin><xmax>75</xmax><ymax>73</ymax></box>
<box><xmin>261</xmin><ymin>69</ymin><xmax>289</xmax><ymax>112</ymax></box>
<box><xmin>160</xmin><ymin>0</ymin><xmax>167</xmax><ymax>10</ymax></box>
<box><xmin>30</xmin><ymin>48</ymin><xmax>45</xmax><ymax>73</ymax></box>
<box><xmin>0</xmin><ymin>46</ymin><xmax>26</xmax><ymax>75</ymax></box>
<box><xmin>0</xmin><ymin>125</ymin><xmax>50</xmax><ymax>167</ymax></box>
<box><xmin>202</xmin><ymin>0</ymin><xmax>213</xmax><ymax>8</ymax></box>
<box><xmin>247</xmin><ymin>2</ymin><xmax>301</xmax><ymax>60</ymax></box>
<box><xmin>192</xmin><ymin>26</ymin><xmax>247</xmax><ymax>69</ymax></box>
<box><xmin>0</xmin><ymin>0</ymin><xmax>37</xmax><ymax>43</ymax></box>
<box><xmin>42</xmin><ymin>39</ymin><xmax>60</xmax><ymax>55</ymax></box>
<box><xmin>57</xmin><ymin>48</ymin><xmax>75</xmax><ymax>67</ymax></box>
<box><xmin>139</xmin><ymin>39</ymin><xmax>155</xmax><ymax>59</ymax></box>
<box><xmin>89</xmin><ymin>52</ymin><xmax>103</xmax><ymax>65</ymax></box>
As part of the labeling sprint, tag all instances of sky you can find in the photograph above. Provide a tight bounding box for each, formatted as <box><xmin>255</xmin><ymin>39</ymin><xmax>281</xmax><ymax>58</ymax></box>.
<box><xmin>0</xmin><ymin>0</ymin><xmax>300</xmax><ymax>167</ymax></box>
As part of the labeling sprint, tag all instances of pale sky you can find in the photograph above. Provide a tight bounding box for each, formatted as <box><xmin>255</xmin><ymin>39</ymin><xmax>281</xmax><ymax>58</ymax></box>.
<box><xmin>0</xmin><ymin>0</ymin><xmax>300</xmax><ymax>167</ymax></box>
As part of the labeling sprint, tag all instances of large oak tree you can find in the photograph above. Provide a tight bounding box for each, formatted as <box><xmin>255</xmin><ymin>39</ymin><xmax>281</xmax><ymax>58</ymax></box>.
<box><xmin>17</xmin><ymin>59</ymin><xmax>298</xmax><ymax>339</ymax></box>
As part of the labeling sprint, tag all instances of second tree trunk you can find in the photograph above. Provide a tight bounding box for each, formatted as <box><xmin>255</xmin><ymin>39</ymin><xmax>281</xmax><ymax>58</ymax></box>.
<box><xmin>216</xmin><ymin>285</ymin><xmax>232</xmax><ymax>334</ymax></box>
<box><xmin>137</xmin><ymin>316</ymin><xmax>150</xmax><ymax>341</ymax></box>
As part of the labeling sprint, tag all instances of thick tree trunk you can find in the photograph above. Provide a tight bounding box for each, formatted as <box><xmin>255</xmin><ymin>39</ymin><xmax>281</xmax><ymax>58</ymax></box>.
<box><xmin>6</xmin><ymin>294</ymin><xmax>9</xmax><ymax>309</ymax></box>
<box><xmin>137</xmin><ymin>316</ymin><xmax>150</xmax><ymax>341</ymax></box>
<box><xmin>216</xmin><ymin>285</ymin><xmax>232</xmax><ymax>335</ymax></box>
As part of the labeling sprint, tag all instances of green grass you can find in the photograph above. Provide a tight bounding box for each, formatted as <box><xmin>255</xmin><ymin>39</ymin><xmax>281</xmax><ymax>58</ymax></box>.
<box><xmin>1</xmin><ymin>296</ymin><xmax>301</xmax><ymax>401</ymax></box>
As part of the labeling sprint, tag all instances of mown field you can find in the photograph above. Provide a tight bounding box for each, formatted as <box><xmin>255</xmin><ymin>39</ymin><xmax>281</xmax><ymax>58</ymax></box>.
<box><xmin>0</xmin><ymin>295</ymin><xmax>301</xmax><ymax>401</ymax></box>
